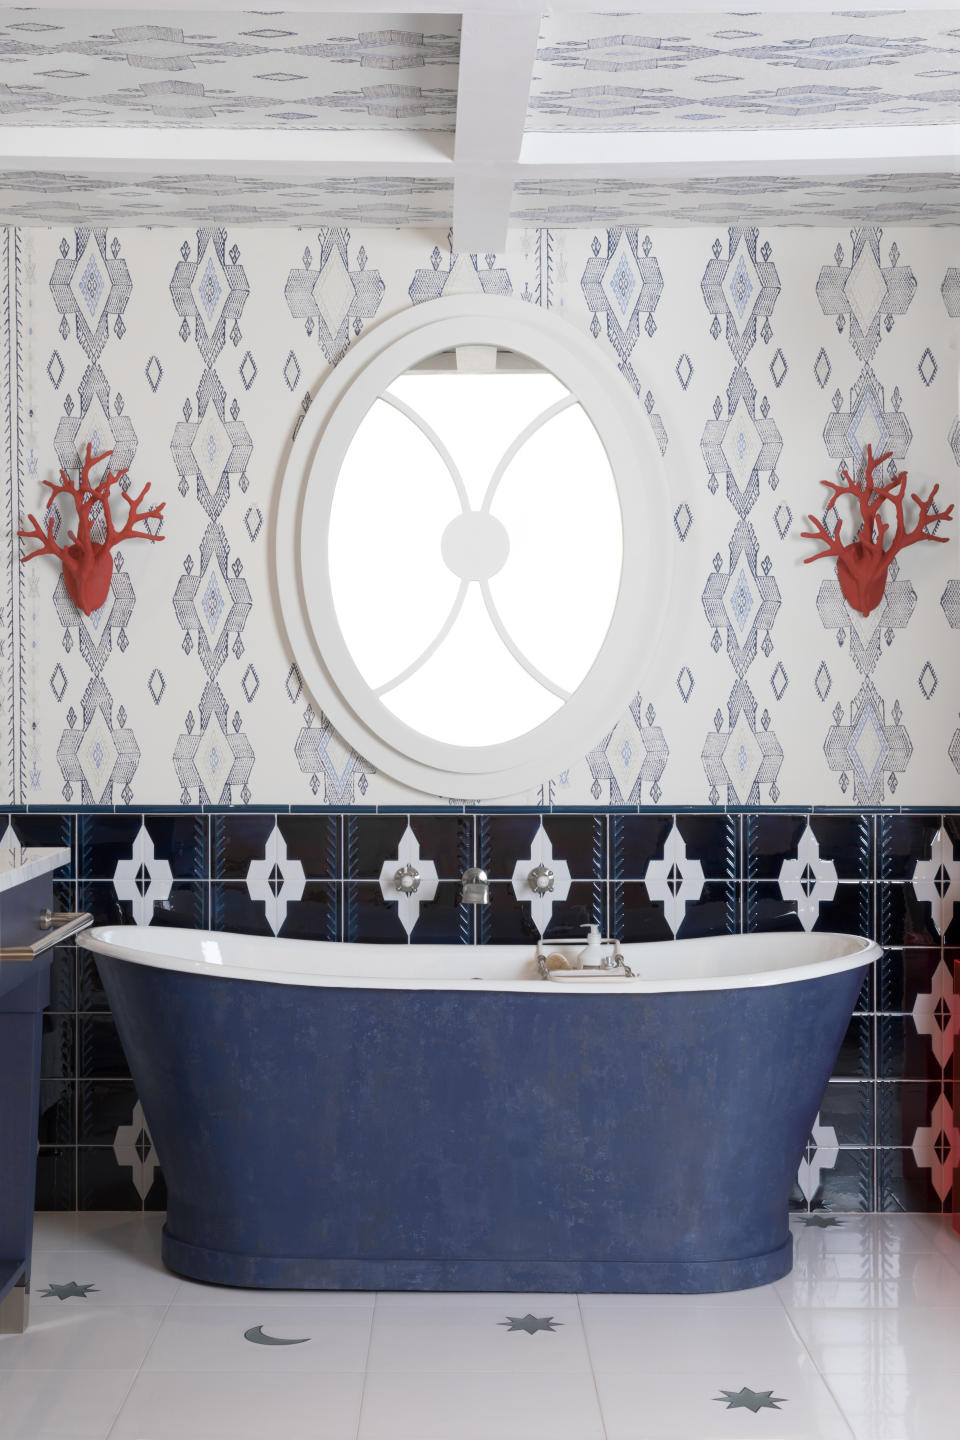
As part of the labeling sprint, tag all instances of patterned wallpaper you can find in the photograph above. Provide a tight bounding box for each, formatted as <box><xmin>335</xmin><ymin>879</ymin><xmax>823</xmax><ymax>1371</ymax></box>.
<box><xmin>0</xmin><ymin>172</ymin><xmax>454</xmax><ymax>229</ymax></box>
<box><xmin>529</xmin><ymin>11</ymin><xmax>960</xmax><ymax>130</ymax></box>
<box><xmin>512</xmin><ymin>175</ymin><xmax>960</xmax><ymax>229</ymax></box>
<box><xmin>2</xmin><ymin>173</ymin><xmax>958</xmax><ymax>232</ymax></box>
<box><xmin>0</xmin><ymin>222</ymin><xmax>958</xmax><ymax>810</ymax></box>
<box><xmin>0</xmin><ymin>10</ymin><xmax>459</xmax><ymax>129</ymax></box>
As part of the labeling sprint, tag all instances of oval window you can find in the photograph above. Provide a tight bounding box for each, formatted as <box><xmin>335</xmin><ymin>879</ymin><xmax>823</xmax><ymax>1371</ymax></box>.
<box><xmin>276</xmin><ymin>297</ymin><xmax>671</xmax><ymax>799</ymax></box>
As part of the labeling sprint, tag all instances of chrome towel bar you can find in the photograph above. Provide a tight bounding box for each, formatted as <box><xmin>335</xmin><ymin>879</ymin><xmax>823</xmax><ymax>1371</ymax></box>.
<box><xmin>0</xmin><ymin>911</ymin><xmax>93</xmax><ymax>961</ymax></box>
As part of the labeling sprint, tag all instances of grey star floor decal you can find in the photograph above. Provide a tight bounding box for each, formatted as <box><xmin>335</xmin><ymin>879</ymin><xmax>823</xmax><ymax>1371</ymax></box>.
<box><xmin>39</xmin><ymin>1281</ymin><xmax>99</xmax><ymax>1300</ymax></box>
<box><xmin>499</xmin><ymin>1314</ymin><xmax>563</xmax><ymax>1334</ymax></box>
<box><xmin>715</xmin><ymin>1387</ymin><xmax>787</xmax><ymax>1413</ymax></box>
<box><xmin>799</xmin><ymin>1215</ymin><xmax>845</xmax><ymax>1228</ymax></box>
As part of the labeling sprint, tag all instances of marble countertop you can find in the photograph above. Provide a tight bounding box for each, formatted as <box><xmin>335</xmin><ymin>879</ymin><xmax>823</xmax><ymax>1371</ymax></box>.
<box><xmin>0</xmin><ymin>846</ymin><xmax>71</xmax><ymax>895</ymax></box>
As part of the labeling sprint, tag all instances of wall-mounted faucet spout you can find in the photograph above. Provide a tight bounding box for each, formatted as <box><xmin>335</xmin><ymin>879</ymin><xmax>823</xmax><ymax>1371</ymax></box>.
<box><xmin>460</xmin><ymin>868</ymin><xmax>489</xmax><ymax>905</ymax></box>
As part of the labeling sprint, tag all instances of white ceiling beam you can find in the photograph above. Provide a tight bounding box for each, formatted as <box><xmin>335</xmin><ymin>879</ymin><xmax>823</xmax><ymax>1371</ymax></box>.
<box><xmin>0</xmin><ymin>126</ymin><xmax>453</xmax><ymax>175</ymax></box>
<box><xmin>452</xmin><ymin>9</ymin><xmax>540</xmax><ymax>252</ymax></box>
<box><xmin>9</xmin><ymin>0</ymin><xmax>947</xmax><ymax>12</ymax></box>
<box><xmin>521</xmin><ymin>125</ymin><xmax>960</xmax><ymax>177</ymax></box>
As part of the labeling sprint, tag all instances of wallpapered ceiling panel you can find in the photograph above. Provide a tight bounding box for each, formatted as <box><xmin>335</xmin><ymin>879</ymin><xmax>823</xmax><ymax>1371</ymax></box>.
<box><xmin>0</xmin><ymin>172</ymin><xmax>454</xmax><ymax>229</ymax></box>
<box><xmin>512</xmin><ymin>175</ymin><xmax>960</xmax><ymax>229</ymax></box>
<box><xmin>0</xmin><ymin>10</ymin><xmax>459</xmax><ymax>129</ymax></box>
<box><xmin>528</xmin><ymin>11</ymin><xmax>960</xmax><ymax>130</ymax></box>
<box><xmin>0</xmin><ymin>223</ymin><xmax>958</xmax><ymax>809</ymax></box>
<box><xmin>1</xmin><ymin>174</ymin><xmax>958</xmax><ymax>231</ymax></box>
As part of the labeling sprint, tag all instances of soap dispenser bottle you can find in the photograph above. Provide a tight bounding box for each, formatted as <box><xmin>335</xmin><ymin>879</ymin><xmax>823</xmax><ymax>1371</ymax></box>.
<box><xmin>577</xmin><ymin>923</ymin><xmax>603</xmax><ymax>969</ymax></box>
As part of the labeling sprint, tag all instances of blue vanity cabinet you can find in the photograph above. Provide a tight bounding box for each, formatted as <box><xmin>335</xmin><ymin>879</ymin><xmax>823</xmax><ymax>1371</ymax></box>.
<box><xmin>0</xmin><ymin>850</ymin><xmax>85</xmax><ymax>1333</ymax></box>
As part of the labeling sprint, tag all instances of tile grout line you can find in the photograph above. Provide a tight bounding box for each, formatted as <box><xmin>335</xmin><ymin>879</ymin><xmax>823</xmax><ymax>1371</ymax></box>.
<box><xmin>773</xmin><ymin>1231</ymin><xmax>858</xmax><ymax>1440</ymax></box>
<box><xmin>354</xmin><ymin>1291</ymin><xmax>379</xmax><ymax>1440</ymax></box>
<box><xmin>81</xmin><ymin>1217</ymin><xmax>177</xmax><ymax>1440</ymax></box>
<box><xmin>103</xmin><ymin>1367</ymin><xmax>147</xmax><ymax>1440</ymax></box>
<box><xmin>575</xmin><ymin>1292</ymin><xmax>610</xmax><ymax>1440</ymax></box>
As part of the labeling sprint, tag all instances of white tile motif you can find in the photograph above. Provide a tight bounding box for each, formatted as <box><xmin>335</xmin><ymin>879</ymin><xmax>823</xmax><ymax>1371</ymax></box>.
<box><xmin>910</xmin><ymin>1091</ymin><xmax>960</xmax><ymax>1202</ymax></box>
<box><xmin>246</xmin><ymin>823</ymin><xmax>305</xmax><ymax>935</ymax></box>
<box><xmin>113</xmin><ymin>822</ymin><xmax>173</xmax><ymax>925</ymax></box>
<box><xmin>912</xmin><ymin>826</ymin><xmax>960</xmax><ymax>937</ymax></box>
<box><xmin>778</xmin><ymin>823</ymin><xmax>838</xmax><ymax>932</ymax></box>
<box><xmin>512</xmin><ymin>823</ymin><xmax>571</xmax><ymax>935</ymax></box>
<box><xmin>113</xmin><ymin>1100</ymin><xmax>159</xmax><ymax>1201</ymax></box>
<box><xmin>643</xmin><ymin>822</ymin><xmax>704</xmax><ymax>936</ymax></box>
<box><xmin>796</xmin><ymin>1116</ymin><xmax>840</xmax><ymax>1203</ymax></box>
<box><xmin>378</xmin><ymin>823</ymin><xmax>438</xmax><ymax>936</ymax></box>
<box><xmin>910</xmin><ymin>957</ymin><xmax>959</xmax><ymax>1070</ymax></box>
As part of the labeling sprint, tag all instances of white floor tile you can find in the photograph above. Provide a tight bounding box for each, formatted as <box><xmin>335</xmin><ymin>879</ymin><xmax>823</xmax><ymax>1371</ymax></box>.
<box><xmin>358</xmin><ymin>1369</ymin><xmax>605</xmax><ymax>1439</ymax></box>
<box><xmin>789</xmin><ymin>1250</ymin><xmax>932</xmax><ymax>1283</ymax></box>
<box><xmin>169</xmin><ymin>1276</ymin><xmax>374</xmax><ymax>1306</ymax></box>
<box><xmin>374</xmin><ymin>1289</ymin><xmax>577</xmax><ymax>1309</ymax></box>
<box><xmin>578</xmin><ymin>1282</ymin><xmax>784</xmax><ymax>1310</ymax></box>
<box><xmin>822</xmin><ymin>1367</ymin><xmax>960</xmax><ymax>1439</ymax></box>
<box><xmin>899</xmin><ymin>1213</ymin><xmax>960</xmax><ymax>1267</ymax></box>
<box><xmin>108</xmin><ymin>1370</ymin><xmax>364</xmax><ymax>1440</ymax></box>
<box><xmin>0</xmin><ymin>1306</ymin><xmax>167</xmax><ymax>1372</ymax></box>
<box><xmin>32</xmin><ymin>1213</ymin><xmax>164</xmax><ymax>1255</ymax></box>
<box><xmin>142</xmin><ymin>1303</ymin><xmax>372</xmax><ymax>1371</ymax></box>
<box><xmin>0</xmin><ymin>1369</ymin><xmax>136</xmax><ymax>1439</ymax></box>
<box><xmin>28</xmin><ymin>1249</ymin><xmax>181</xmax><ymax>1306</ymax></box>
<box><xmin>366</xmin><ymin>1300</ymin><xmax>589</xmax><ymax>1373</ymax></box>
<box><xmin>787</xmin><ymin>1304</ymin><xmax>960</xmax><ymax>1374</ymax></box>
<box><xmin>583</xmin><ymin>1302</ymin><xmax>810</xmax><ymax>1374</ymax></box>
<box><xmin>11</xmin><ymin>1212</ymin><xmax>960</xmax><ymax>1440</ymax></box>
<box><xmin>790</xmin><ymin>1216</ymin><xmax>933</xmax><ymax>1256</ymax></box>
<box><xmin>594</xmin><ymin>1357</ymin><xmax>854</xmax><ymax>1439</ymax></box>
<box><xmin>776</xmin><ymin>1249</ymin><xmax>960</xmax><ymax>1308</ymax></box>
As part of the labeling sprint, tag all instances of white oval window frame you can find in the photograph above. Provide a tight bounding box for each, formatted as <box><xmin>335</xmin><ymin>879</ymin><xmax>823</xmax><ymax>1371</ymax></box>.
<box><xmin>276</xmin><ymin>295</ymin><xmax>673</xmax><ymax>799</ymax></box>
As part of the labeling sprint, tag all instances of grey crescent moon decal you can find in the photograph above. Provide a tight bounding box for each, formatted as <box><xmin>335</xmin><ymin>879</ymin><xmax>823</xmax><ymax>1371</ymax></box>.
<box><xmin>243</xmin><ymin>1324</ymin><xmax>310</xmax><ymax>1346</ymax></box>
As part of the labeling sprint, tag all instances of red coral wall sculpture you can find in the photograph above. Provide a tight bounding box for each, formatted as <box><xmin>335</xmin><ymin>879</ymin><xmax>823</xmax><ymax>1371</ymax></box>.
<box><xmin>18</xmin><ymin>443</ymin><xmax>165</xmax><ymax>615</ymax></box>
<box><xmin>802</xmin><ymin>443</ymin><xmax>954</xmax><ymax>617</ymax></box>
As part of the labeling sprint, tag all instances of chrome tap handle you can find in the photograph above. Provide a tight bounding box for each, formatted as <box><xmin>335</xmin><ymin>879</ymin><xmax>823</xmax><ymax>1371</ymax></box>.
<box><xmin>528</xmin><ymin>864</ymin><xmax>555</xmax><ymax>895</ymax></box>
<box><xmin>393</xmin><ymin>863</ymin><xmax>421</xmax><ymax>895</ymax></box>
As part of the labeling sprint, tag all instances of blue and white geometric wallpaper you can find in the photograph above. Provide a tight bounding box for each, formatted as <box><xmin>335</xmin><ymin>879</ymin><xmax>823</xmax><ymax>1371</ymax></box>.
<box><xmin>0</xmin><ymin>10</ymin><xmax>460</xmax><ymax>128</ymax></box>
<box><xmin>0</xmin><ymin>172</ymin><xmax>456</xmax><ymax>229</ymax></box>
<box><xmin>528</xmin><ymin>11</ymin><xmax>960</xmax><ymax>130</ymax></box>
<box><xmin>1</xmin><ymin>221</ymin><xmax>958</xmax><ymax>809</ymax></box>
<box><xmin>511</xmin><ymin>175</ymin><xmax>960</xmax><ymax>229</ymax></box>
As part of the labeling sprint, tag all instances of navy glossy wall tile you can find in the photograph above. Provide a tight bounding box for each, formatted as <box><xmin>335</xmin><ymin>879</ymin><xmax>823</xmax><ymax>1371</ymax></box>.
<box><xmin>24</xmin><ymin>805</ymin><xmax>960</xmax><ymax>1216</ymax></box>
<box><xmin>746</xmin><ymin>813</ymin><xmax>872</xmax><ymax>881</ymax></box>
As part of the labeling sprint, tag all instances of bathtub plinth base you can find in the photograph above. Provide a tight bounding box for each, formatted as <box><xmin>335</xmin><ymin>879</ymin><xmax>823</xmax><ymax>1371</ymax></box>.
<box><xmin>161</xmin><ymin>1228</ymin><xmax>793</xmax><ymax>1295</ymax></box>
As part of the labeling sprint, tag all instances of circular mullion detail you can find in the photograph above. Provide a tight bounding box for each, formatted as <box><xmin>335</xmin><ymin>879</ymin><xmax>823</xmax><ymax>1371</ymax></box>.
<box><xmin>380</xmin><ymin>391</ymin><xmax>470</xmax><ymax>514</ymax></box>
<box><xmin>478</xmin><ymin>580</ymin><xmax>570</xmax><ymax>702</ymax></box>
<box><xmin>481</xmin><ymin>394</ymin><xmax>578</xmax><ymax>514</ymax></box>
<box><xmin>374</xmin><ymin>582</ymin><xmax>469</xmax><ymax>697</ymax></box>
<box><xmin>277</xmin><ymin>296</ymin><xmax>673</xmax><ymax>797</ymax></box>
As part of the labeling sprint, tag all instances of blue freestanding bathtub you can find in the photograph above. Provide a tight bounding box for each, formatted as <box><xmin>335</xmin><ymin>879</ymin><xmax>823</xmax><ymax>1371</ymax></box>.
<box><xmin>80</xmin><ymin>926</ymin><xmax>878</xmax><ymax>1293</ymax></box>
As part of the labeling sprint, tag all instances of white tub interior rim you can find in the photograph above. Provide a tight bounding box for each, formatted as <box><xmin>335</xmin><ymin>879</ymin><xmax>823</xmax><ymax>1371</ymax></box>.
<box><xmin>80</xmin><ymin>927</ymin><xmax>880</xmax><ymax>994</ymax></box>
